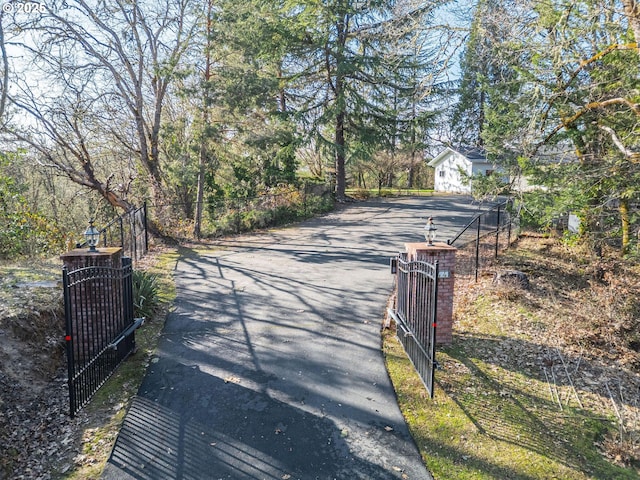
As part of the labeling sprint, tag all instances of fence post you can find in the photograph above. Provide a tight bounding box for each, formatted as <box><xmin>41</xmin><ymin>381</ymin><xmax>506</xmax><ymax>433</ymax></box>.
<box><xmin>429</xmin><ymin>260</ymin><xmax>439</xmax><ymax>397</ymax></box>
<box><xmin>404</xmin><ymin>242</ymin><xmax>456</xmax><ymax>345</ymax></box>
<box><xmin>507</xmin><ymin>198</ymin><xmax>516</xmax><ymax>249</ymax></box>
<box><xmin>302</xmin><ymin>182</ymin><xmax>308</xmax><ymax>216</ymax></box>
<box><xmin>475</xmin><ymin>216</ymin><xmax>481</xmax><ymax>283</ymax></box>
<box><xmin>122</xmin><ymin>257</ymin><xmax>134</xmax><ymax>351</ymax></box>
<box><xmin>131</xmin><ymin>212</ymin><xmax>137</xmax><ymax>261</ymax></box>
<box><xmin>118</xmin><ymin>217</ymin><xmax>124</xmax><ymax>250</ymax></box>
<box><xmin>143</xmin><ymin>201</ymin><xmax>149</xmax><ymax>254</ymax></box>
<box><xmin>495</xmin><ymin>204</ymin><xmax>501</xmax><ymax>259</ymax></box>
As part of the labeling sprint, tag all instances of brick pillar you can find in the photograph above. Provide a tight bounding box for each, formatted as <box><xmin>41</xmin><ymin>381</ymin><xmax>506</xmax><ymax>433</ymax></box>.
<box><xmin>60</xmin><ymin>247</ymin><xmax>124</xmax><ymax>362</ymax></box>
<box><xmin>404</xmin><ymin>242</ymin><xmax>456</xmax><ymax>345</ymax></box>
<box><xmin>61</xmin><ymin>247</ymin><xmax>123</xmax><ymax>270</ymax></box>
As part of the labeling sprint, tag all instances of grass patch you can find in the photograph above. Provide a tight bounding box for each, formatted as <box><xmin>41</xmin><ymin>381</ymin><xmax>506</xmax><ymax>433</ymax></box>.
<box><xmin>385</xmin><ymin>236</ymin><xmax>640</xmax><ymax>479</ymax></box>
<box><xmin>0</xmin><ymin>260</ymin><xmax>61</xmax><ymax>302</ymax></box>
<box><xmin>385</xmin><ymin>331</ymin><xmax>635</xmax><ymax>479</ymax></box>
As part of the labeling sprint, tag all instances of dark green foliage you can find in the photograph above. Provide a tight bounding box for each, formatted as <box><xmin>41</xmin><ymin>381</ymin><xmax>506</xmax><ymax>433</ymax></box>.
<box><xmin>207</xmin><ymin>191</ymin><xmax>333</xmax><ymax>237</ymax></box>
<box><xmin>455</xmin><ymin>0</ymin><xmax>640</xmax><ymax>253</ymax></box>
<box><xmin>462</xmin><ymin>171</ymin><xmax>510</xmax><ymax>201</ymax></box>
<box><xmin>132</xmin><ymin>270</ymin><xmax>160</xmax><ymax>320</ymax></box>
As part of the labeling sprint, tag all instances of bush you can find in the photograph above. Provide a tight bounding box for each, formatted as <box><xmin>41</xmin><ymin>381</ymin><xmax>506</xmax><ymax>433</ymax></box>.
<box><xmin>351</xmin><ymin>188</ymin><xmax>371</xmax><ymax>200</ymax></box>
<box><xmin>203</xmin><ymin>190</ymin><xmax>335</xmax><ymax>238</ymax></box>
<box><xmin>217</xmin><ymin>210</ymin><xmax>242</xmax><ymax>234</ymax></box>
<box><xmin>272</xmin><ymin>204</ymin><xmax>297</xmax><ymax>224</ymax></box>
<box><xmin>132</xmin><ymin>270</ymin><xmax>160</xmax><ymax>319</ymax></box>
<box><xmin>301</xmin><ymin>193</ymin><xmax>334</xmax><ymax>216</ymax></box>
<box><xmin>0</xmin><ymin>211</ymin><xmax>67</xmax><ymax>258</ymax></box>
<box><xmin>241</xmin><ymin>209</ymin><xmax>273</xmax><ymax>230</ymax></box>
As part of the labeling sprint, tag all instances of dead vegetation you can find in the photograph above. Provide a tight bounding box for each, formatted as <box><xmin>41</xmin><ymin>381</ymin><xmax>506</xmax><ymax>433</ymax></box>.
<box><xmin>458</xmin><ymin>234</ymin><xmax>640</xmax><ymax>470</ymax></box>
<box><xmin>0</xmin><ymin>261</ymin><xmax>74</xmax><ymax>479</ymax></box>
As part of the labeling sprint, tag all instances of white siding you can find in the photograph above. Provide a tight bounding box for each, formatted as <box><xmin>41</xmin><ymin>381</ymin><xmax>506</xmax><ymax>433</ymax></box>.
<box><xmin>433</xmin><ymin>152</ymin><xmax>472</xmax><ymax>193</ymax></box>
<box><xmin>470</xmin><ymin>163</ymin><xmax>493</xmax><ymax>176</ymax></box>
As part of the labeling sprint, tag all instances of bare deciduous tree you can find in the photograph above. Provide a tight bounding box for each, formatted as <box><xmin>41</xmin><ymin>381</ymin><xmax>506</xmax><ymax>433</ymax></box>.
<box><xmin>6</xmin><ymin>0</ymin><xmax>199</xmax><ymax>212</ymax></box>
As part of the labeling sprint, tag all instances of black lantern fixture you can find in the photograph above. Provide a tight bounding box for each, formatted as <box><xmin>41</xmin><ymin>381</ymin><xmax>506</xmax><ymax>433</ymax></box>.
<box><xmin>84</xmin><ymin>219</ymin><xmax>100</xmax><ymax>252</ymax></box>
<box><xmin>424</xmin><ymin>216</ymin><xmax>437</xmax><ymax>246</ymax></box>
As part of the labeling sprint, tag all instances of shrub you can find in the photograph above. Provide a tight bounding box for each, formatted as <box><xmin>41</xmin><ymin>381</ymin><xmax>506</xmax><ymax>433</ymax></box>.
<box><xmin>272</xmin><ymin>204</ymin><xmax>298</xmax><ymax>224</ymax></box>
<box><xmin>0</xmin><ymin>211</ymin><xmax>67</xmax><ymax>258</ymax></box>
<box><xmin>351</xmin><ymin>189</ymin><xmax>371</xmax><ymax>200</ymax></box>
<box><xmin>203</xmin><ymin>190</ymin><xmax>334</xmax><ymax>237</ymax></box>
<box><xmin>217</xmin><ymin>210</ymin><xmax>242</xmax><ymax>234</ymax></box>
<box><xmin>132</xmin><ymin>270</ymin><xmax>160</xmax><ymax>319</ymax></box>
<box><xmin>241</xmin><ymin>209</ymin><xmax>273</xmax><ymax>230</ymax></box>
<box><xmin>303</xmin><ymin>194</ymin><xmax>334</xmax><ymax>216</ymax></box>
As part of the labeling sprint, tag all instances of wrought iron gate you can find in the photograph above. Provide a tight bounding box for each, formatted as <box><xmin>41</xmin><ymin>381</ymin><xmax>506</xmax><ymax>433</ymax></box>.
<box><xmin>389</xmin><ymin>253</ymin><xmax>439</xmax><ymax>398</ymax></box>
<box><xmin>63</xmin><ymin>257</ymin><xmax>142</xmax><ymax>417</ymax></box>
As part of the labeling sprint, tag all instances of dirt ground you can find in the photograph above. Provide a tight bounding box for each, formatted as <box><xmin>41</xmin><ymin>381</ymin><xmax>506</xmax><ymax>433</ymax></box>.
<box><xmin>0</xmin><ymin>264</ymin><xmax>82</xmax><ymax>479</ymax></box>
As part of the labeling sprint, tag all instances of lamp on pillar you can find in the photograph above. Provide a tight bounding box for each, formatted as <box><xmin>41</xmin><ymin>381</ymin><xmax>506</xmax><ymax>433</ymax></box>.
<box><xmin>84</xmin><ymin>220</ymin><xmax>100</xmax><ymax>253</ymax></box>
<box><xmin>424</xmin><ymin>217</ymin><xmax>437</xmax><ymax>246</ymax></box>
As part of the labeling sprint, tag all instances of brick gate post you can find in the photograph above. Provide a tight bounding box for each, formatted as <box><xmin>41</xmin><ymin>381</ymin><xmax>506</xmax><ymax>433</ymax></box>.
<box><xmin>404</xmin><ymin>242</ymin><xmax>456</xmax><ymax>345</ymax></box>
<box><xmin>61</xmin><ymin>247</ymin><xmax>123</xmax><ymax>270</ymax></box>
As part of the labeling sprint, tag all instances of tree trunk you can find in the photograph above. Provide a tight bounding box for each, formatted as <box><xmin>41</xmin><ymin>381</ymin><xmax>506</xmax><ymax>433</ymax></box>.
<box><xmin>620</xmin><ymin>198</ymin><xmax>630</xmax><ymax>254</ymax></box>
<box><xmin>335</xmin><ymin>109</ymin><xmax>346</xmax><ymax>201</ymax></box>
<box><xmin>0</xmin><ymin>20</ymin><xmax>8</xmax><ymax>122</ymax></box>
<box><xmin>194</xmin><ymin>0</ymin><xmax>213</xmax><ymax>239</ymax></box>
<box><xmin>104</xmin><ymin>190</ymin><xmax>136</xmax><ymax>212</ymax></box>
<box><xmin>333</xmin><ymin>15</ymin><xmax>347</xmax><ymax>202</ymax></box>
<box><xmin>277</xmin><ymin>62</ymin><xmax>287</xmax><ymax>113</ymax></box>
<box><xmin>194</xmin><ymin>140</ymin><xmax>207</xmax><ymax>239</ymax></box>
<box><xmin>408</xmin><ymin>125</ymin><xmax>415</xmax><ymax>189</ymax></box>
<box><xmin>622</xmin><ymin>0</ymin><xmax>640</xmax><ymax>56</ymax></box>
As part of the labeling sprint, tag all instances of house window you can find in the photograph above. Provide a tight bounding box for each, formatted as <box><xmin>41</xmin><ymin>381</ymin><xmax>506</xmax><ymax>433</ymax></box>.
<box><xmin>439</xmin><ymin>170</ymin><xmax>445</xmax><ymax>177</ymax></box>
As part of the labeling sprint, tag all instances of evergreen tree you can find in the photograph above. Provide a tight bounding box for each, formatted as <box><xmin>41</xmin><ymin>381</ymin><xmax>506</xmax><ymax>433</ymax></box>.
<box><xmin>480</xmin><ymin>0</ymin><xmax>640</xmax><ymax>252</ymax></box>
<box><xmin>283</xmin><ymin>0</ymin><xmax>446</xmax><ymax>200</ymax></box>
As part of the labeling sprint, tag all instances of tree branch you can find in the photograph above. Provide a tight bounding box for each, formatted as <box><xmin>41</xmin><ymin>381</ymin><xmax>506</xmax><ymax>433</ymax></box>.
<box><xmin>598</xmin><ymin>124</ymin><xmax>640</xmax><ymax>163</ymax></box>
<box><xmin>545</xmin><ymin>97</ymin><xmax>640</xmax><ymax>143</ymax></box>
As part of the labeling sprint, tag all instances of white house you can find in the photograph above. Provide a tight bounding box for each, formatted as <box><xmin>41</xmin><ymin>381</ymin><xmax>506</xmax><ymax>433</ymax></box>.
<box><xmin>428</xmin><ymin>147</ymin><xmax>497</xmax><ymax>193</ymax></box>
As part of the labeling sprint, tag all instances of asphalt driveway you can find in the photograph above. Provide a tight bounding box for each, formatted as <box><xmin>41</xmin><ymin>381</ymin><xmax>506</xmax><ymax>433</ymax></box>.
<box><xmin>101</xmin><ymin>195</ymin><xmax>483</xmax><ymax>480</ymax></box>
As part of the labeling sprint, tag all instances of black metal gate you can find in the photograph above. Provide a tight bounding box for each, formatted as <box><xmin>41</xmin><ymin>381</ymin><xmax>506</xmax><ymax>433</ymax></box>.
<box><xmin>63</xmin><ymin>257</ymin><xmax>142</xmax><ymax>416</ymax></box>
<box><xmin>389</xmin><ymin>253</ymin><xmax>439</xmax><ymax>398</ymax></box>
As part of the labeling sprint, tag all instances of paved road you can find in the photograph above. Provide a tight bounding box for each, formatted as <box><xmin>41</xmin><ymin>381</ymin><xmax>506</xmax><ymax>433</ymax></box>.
<box><xmin>101</xmin><ymin>195</ymin><xmax>483</xmax><ymax>480</ymax></box>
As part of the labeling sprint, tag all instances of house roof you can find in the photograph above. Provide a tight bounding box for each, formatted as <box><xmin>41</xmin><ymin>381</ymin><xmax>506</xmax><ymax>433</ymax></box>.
<box><xmin>427</xmin><ymin>147</ymin><xmax>488</xmax><ymax>167</ymax></box>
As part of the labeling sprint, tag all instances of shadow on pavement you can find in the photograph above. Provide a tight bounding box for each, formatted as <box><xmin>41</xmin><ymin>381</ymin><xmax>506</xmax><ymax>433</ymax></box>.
<box><xmin>104</xmin><ymin>359</ymin><xmax>408</xmax><ymax>480</ymax></box>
